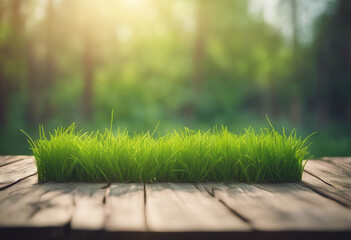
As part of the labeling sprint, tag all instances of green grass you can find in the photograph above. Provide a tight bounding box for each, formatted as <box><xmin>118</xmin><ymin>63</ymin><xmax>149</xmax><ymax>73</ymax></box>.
<box><xmin>23</xmin><ymin>118</ymin><xmax>313</xmax><ymax>183</ymax></box>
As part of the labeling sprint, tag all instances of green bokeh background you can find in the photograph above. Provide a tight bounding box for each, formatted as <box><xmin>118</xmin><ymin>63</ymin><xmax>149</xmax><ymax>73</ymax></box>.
<box><xmin>0</xmin><ymin>0</ymin><xmax>350</xmax><ymax>157</ymax></box>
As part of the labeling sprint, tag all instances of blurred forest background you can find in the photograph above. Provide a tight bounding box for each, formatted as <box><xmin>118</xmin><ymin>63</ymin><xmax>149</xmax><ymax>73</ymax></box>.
<box><xmin>0</xmin><ymin>0</ymin><xmax>350</xmax><ymax>156</ymax></box>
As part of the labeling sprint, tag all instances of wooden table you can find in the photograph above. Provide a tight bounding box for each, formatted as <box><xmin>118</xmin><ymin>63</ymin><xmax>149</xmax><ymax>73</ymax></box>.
<box><xmin>0</xmin><ymin>156</ymin><xmax>350</xmax><ymax>240</ymax></box>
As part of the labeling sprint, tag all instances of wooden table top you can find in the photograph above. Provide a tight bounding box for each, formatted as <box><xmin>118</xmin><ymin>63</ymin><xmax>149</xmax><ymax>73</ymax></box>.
<box><xmin>0</xmin><ymin>155</ymin><xmax>350</xmax><ymax>240</ymax></box>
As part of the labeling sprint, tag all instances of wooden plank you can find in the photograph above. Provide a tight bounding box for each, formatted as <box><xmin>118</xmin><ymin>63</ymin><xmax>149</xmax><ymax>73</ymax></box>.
<box><xmin>322</xmin><ymin>157</ymin><xmax>351</xmax><ymax>162</ymax></box>
<box><xmin>0</xmin><ymin>157</ymin><xmax>37</xmax><ymax>190</ymax></box>
<box><xmin>0</xmin><ymin>182</ymin><xmax>76</xmax><ymax>227</ymax></box>
<box><xmin>304</xmin><ymin>160</ymin><xmax>351</xmax><ymax>190</ymax></box>
<box><xmin>208</xmin><ymin>182</ymin><xmax>351</xmax><ymax>231</ymax></box>
<box><xmin>0</xmin><ymin>175</ymin><xmax>38</xmax><ymax>202</ymax></box>
<box><xmin>70</xmin><ymin>183</ymin><xmax>108</xmax><ymax>230</ymax></box>
<box><xmin>302</xmin><ymin>172</ymin><xmax>351</xmax><ymax>207</ymax></box>
<box><xmin>0</xmin><ymin>181</ymin><xmax>48</xmax><ymax>226</ymax></box>
<box><xmin>145</xmin><ymin>183</ymin><xmax>250</xmax><ymax>232</ymax></box>
<box><xmin>305</xmin><ymin>160</ymin><xmax>351</xmax><ymax>187</ymax></box>
<box><xmin>303</xmin><ymin>159</ymin><xmax>351</xmax><ymax>207</ymax></box>
<box><xmin>104</xmin><ymin>183</ymin><xmax>146</xmax><ymax>231</ymax></box>
<box><xmin>28</xmin><ymin>183</ymin><xmax>76</xmax><ymax>227</ymax></box>
<box><xmin>322</xmin><ymin>157</ymin><xmax>351</xmax><ymax>173</ymax></box>
<box><xmin>0</xmin><ymin>180</ymin><xmax>136</xmax><ymax>231</ymax></box>
<box><xmin>0</xmin><ymin>155</ymin><xmax>29</xmax><ymax>167</ymax></box>
<box><xmin>0</xmin><ymin>179</ymin><xmax>107</xmax><ymax>230</ymax></box>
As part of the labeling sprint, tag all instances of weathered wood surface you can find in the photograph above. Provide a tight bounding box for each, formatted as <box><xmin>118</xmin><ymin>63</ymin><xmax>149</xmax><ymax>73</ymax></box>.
<box><xmin>145</xmin><ymin>183</ymin><xmax>250</xmax><ymax>231</ymax></box>
<box><xmin>0</xmin><ymin>155</ymin><xmax>29</xmax><ymax>167</ymax></box>
<box><xmin>0</xmin><ymin>156</ymin><xmax>351</xmax><ymax>240</ymax></box>
<box><xmin>204</xmin><ymin>182</ymin><xmax>351</xmax><ymax>231</ymax></box>
<box><xmin>104</xmin><ymin>183</ymin><xmax>145</xmax><ymax>231</ymax></box>
<box><xmin>70</xmin><ymin>183</ymin><xmax>107</xmax><ymax>230</ymax></box>
<box><xmin>0</xmin><ymin>156</ymin><xmax>37</xmax><ymax>190</ymax></box>
<box><xmin>303</xmin><ymin>159</ymin><xmax>351</xmax><ymax>207</ymax></box>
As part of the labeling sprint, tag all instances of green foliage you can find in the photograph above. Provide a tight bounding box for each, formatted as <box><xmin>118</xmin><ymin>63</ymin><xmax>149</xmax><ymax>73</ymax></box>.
<box><xmin>0</xmin><ymin>0</ymin><xmax>350</xmax><ymax>158</ymax></box>
<box><xmin>23</xmin><ymin>121</ymin><xmax>312</xmax><ymax>183</ymax></box>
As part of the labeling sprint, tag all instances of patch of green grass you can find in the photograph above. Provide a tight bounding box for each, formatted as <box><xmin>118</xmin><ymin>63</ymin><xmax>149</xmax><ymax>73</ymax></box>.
<box><xmin>23</xmin><ymin>118</ymin><xmax>313</xmax><ymax>183</ymax></box>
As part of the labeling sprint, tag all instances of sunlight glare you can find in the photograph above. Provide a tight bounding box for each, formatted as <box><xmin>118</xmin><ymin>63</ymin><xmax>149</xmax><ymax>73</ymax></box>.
<box><xmin>124</xmin><ymin>0</ymin><xmax>144</xmax><ymax>8</ymax></box>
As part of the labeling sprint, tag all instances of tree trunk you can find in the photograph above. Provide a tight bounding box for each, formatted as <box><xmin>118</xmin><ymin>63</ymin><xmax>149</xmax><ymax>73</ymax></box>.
<box><xmin>188</xmin><ymin>0</ymin><xmax>206</xmax><ymax>119</ymax></box>
<box><xmin>193</xmin><ymin>0</ymin><xmax>206</xmax><ymax>94</ymax></box>
<box><xmin>0</xmin><ymin>57</ymin><xmax>6</xmax><ymax>126</ymax></box>
<box><xmin>26</xmin><ymin>39</ymin><xmax>40</xmax><ymax>125</ymax></box>
<box><xmin>43</xmin><ymin>0</ymin><xmax>55</xmax><ymax>120</ymax></box>
<box><xmin>0</xmin><ymin>3</ymin><xmax>6</xmax><ymax>126</ymax></box>
<box><xmin>0</xmin><ymin>0</ymin><xmax>24</xmax><ymax>126</ymax></box>
<box><xmin>82</xmin><ymin>28</ymin><xmax>94</xmax><ymax>120</ymax></box>
<box><xmin>289</xmin><ymin>0</ymin><xmax>301</xmax><ymax>125</ymax></box>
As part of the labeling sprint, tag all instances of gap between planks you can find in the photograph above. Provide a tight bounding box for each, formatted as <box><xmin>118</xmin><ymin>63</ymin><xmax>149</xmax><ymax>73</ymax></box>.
<box><xmin>0</xmin><ymin>156</ymin><xmax>37</xmax><ymax>191</ymax></box>
<box><xmin>1</xmin><ymin>156</ymin><xmax>351</xmax><ymax>234</ymax></box>
<box><xmin>302</xmin><ymin>159</ymin><xmax>351</xmax><ymax>208</ymax></box>
<box><xmin>204</xmin><ymin>182</ymin><xmax>351</xmax><ymax>231</ymax></box>
<box><xmin>64</xmin><ymin>182</ymin><xmax>251</xmax><ymax>232</ymax></box>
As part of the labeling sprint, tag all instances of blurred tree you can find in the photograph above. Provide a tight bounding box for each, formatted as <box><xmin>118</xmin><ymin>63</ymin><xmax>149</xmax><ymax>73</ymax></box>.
<box><xmin>0</xmin><ymin>0</ymin><xmax>350</xmax><ymax>156</ymax></box>
<box><xmin>190</xmin><ymin>0</ymin><xmax>207</xmax><ymax>119</ymax></box>
<box><xmin>81</xmin><ymin>3</ymin><xmax>95</xmax><ymax>120</ymax></box>
<box><xmin>0</xmin><ymin>1</ymin><xmax>7</xmax><ymax>125</ymax></box>
<box><xmin>25</xmin><ymin>37</ymin><xmax>40</xmax><ymax>125</ymax></box>
<box><xmin>42</xmin><ymin>0</ymin><xmax>56</xmax><ymax>120</ymax></box>
<box><xmin>289</xmin><ymin>0</ymin><xmax>301</xmax><ymax>125</ymax></box>
<box><xmin>0</xmin><ymin>58</ymin><xmax>5</xmax><ymax>125</ymax></box>
<box><xmin>314</xmin><ymin>0</ymin><xmax>351</xmax><ymax>125</ymax></box>
<box><xmin>1</xmin><ymin>0</ymin><xmax>25</xmax><ymax>125</ymax></box>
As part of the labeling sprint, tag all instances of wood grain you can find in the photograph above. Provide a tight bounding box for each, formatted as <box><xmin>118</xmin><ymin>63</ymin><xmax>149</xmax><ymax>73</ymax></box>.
<box><xmin>207</xmin><ymin>182</ymin><xmax>351</xmax><ymax>231</ymax></box>
<box><xmin>0</xmin><ymin>175</ymin><xmax>38</xmax><ymax>202</ymax></box>
<box><xmin>322</xmin><ymin>157</ymin><xmax>351</xmax><ymax>174</ymax></box>
<box><xmin>0</xmin><ymin>155</ymin><xmax>28</xmax><ymax>167</ymax></box>
<box><xmin>145</xmin><ymin>183</ymin><xmax>250</xmax><ymax>231</ymax></box>
<box><xmin>1</xmin><ymin>156</ymin><xmax>351</xmax><ymax>237</ymax></box>
<box><xmin>0</xmin><ymin>179</ymin><xmax>107</xmax><ymax>230</ymax></box>
<box><xmin>28</xmin><ymin>182</ymin><xmax>77</xmax><ymax>227</ymax></box>
<box><xmin>0</xmin><ymin>157</ymin><xmax>37</xmax><ymax>190</ymax></box>
<box><xmin>305</xmin><ymin>160</ymin><xmax>351</xmax><ymax>187</ymax></box>
<box><xmin>303</xmin><ymin>159</ymin><xmax>351</xmax><ymax>207</ymax></box>
<box><xmin>0</xmin><ymin>181</ymin><xmax>76</xmax><ymax>227</ymax></box>
<box><xmin>70</xmin><ymin>183</ymin><xmax>108</xmax><ymax>230</ymax></box>
<box><xmin>104</xmin><ymin>183</ymin><xmax>145</xmax><ymax>231</ymax></box>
